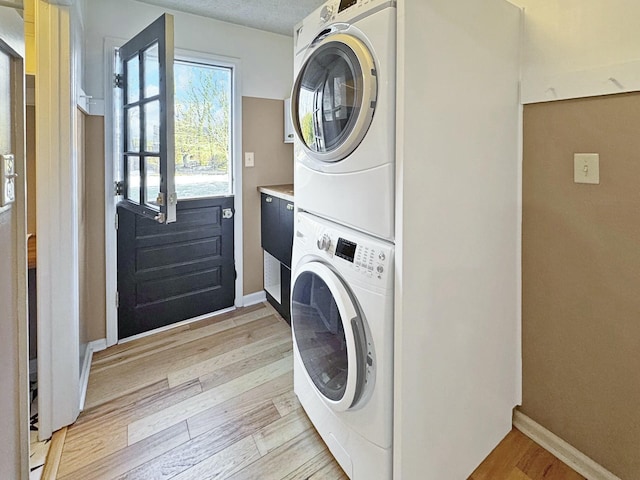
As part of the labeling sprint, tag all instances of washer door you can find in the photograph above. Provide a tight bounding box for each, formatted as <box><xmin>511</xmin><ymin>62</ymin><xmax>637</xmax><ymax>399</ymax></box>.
<box><xmin>292</xmin><ymin>31</ymin><xmax>377</xmax><ymax>163</ymax></box>
<box><xmin>291</xmin><ymin>262</ymin><xmax>368</xmax><ymax>411</ymax></box>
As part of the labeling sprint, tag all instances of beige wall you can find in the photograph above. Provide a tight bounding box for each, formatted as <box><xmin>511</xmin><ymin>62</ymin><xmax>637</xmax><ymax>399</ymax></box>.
<box><xmin>522</xmin><ymin>93</ymin><xmax>640</xmax><ymax>480</ymax></box>
<box><xmin>242</xmin><ymin>96</ymin><xmax>293</xmax><ymax>295</ymax></box>
<box><xmin>83</xmin><ymin>114</ymin><xmax>106</xmax><ymax>342</ymax></box>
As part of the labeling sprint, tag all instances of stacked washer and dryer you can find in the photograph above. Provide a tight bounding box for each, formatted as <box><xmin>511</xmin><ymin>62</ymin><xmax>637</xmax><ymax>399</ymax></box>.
<box><xmin>289</xmin><ymin>0</ymin><xmax>396</xmax><ymax>478</ymax></box>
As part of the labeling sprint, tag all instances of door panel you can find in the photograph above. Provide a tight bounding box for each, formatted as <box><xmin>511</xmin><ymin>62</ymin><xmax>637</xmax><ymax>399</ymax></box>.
<box><xmin>119</xmin><ymin>14</ymin><xmax>176</xmax><ymax>224</ymax></box>
<box><xmin>117</xmin><ymin>196</ymin><xmax>234</xmax><ymax>339</ymax></box>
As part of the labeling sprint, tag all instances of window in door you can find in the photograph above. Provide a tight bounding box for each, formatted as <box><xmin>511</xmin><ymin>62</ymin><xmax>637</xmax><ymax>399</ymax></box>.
<box><xmin>174</xmin><ymin>60</ymin><xmax>232</xmax><ymax>199</ymax></box>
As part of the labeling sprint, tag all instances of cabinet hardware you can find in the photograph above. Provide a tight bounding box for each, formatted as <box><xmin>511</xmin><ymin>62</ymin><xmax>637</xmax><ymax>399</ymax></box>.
<box><xmin>286</xmin><ymin>203</ymin><xmax>294</xmax><ymax>211</ymax></box>
<box><xmin>266</xmin><ymin>196</ymin><xmax>273</xmax><ymax>203</ymax></box>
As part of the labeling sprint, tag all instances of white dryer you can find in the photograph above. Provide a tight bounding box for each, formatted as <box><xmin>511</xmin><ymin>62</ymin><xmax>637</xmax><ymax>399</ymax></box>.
<box><xmin>291</xmin><ymin>0</ymin><xmax>396</xmax><ymax>241</ymax></box>
<box><xmin>291</xmin><ymin>212</ymin><xmax>394</xmax><ymax>479</ymax></box>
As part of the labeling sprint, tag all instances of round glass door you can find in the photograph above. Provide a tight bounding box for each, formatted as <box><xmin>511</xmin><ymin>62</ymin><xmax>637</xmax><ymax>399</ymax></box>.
<box><xmin>292</xmin><ymin>32</ymin><xmax>377</xmax><ymax>162</ymax></box>
<box><xmin>291</xmin><ymin>262</ymin><xmax>366</xmax><ymax>411</ymax></box>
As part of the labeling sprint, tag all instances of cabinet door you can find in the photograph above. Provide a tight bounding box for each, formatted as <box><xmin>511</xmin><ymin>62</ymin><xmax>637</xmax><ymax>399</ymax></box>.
<box><xmin>261</xmin><ymin>193</ymin><xmax>281</xmax><ymax>258</ymax></box>
<box><xmin>280</xmin><ymin>199</ymin><xmax>294</xmax><ymax>268</ymax></box>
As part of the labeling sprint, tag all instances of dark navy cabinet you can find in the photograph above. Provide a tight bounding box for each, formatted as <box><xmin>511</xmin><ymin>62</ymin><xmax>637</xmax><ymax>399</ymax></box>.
<box><xmin>260</xmin><ymin>192</ymin><xmax>294</xmax><ymax>323</ymax></box>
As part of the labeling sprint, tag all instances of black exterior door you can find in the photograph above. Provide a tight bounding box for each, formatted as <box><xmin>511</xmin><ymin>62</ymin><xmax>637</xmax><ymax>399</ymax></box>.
<box><xmin>117</xmin><ymin>197</ymin><xmax>235</xmax><ymax>339</ymax></box>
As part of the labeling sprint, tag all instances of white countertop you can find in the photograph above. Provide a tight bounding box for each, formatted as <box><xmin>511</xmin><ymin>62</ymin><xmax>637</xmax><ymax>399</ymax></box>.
<box><xmin>258</xmin><ymin>184</ymin><xmax>294</xmax><ymax>202</ymax></box>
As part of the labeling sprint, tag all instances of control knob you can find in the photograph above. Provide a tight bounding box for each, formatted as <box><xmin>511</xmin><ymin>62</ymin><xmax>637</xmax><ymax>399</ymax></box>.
<box><xmin>319</xmin><ymin>4</ymin><xmax>333</xmax><ymax>22</ymax></box>
<box><xmin>317</xmin><ymin>233</ymin><xmax>331</xmax><ymax>251</ymax></box>
<box><xmin>377</xmin><ymin>265</ymin><xmax>384</xmax><ymax>274</ymax></box>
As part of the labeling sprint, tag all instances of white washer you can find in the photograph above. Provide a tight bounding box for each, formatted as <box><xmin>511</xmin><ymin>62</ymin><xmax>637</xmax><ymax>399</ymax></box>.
<box><xmin>291</xmin><ymin>0</ymin><xmax>396</xmax><ymax>241</ymax></box>
<box><xmin>291</xmin><ymin>212</ymin><xmax>393</xmax><ymax>479</ymax></box>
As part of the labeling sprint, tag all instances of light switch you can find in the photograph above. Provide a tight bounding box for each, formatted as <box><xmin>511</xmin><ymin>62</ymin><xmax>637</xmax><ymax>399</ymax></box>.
<box><xmin>0</xmin><ymin>154</ymin><xmax>16</xmax><ymax>207</ymax></box>
<box><xmin>574</xmin><ymin>153</ymin><xmax>599</xmax><ymax>184</ymax></box>
<box><xmin>244</xmin><ymin>152</ymin><xmax>255</xmax><ymax>168</ymax></box>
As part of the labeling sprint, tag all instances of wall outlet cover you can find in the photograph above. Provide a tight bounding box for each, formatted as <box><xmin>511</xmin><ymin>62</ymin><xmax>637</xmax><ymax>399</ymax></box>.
<box><xmin>574</xmin><ymin>153</ymin><xmax>599</xmax><ymax>185</ymax></box>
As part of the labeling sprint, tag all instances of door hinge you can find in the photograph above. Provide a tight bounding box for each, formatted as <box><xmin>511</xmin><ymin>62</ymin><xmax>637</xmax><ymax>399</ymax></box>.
<box><xmin>115</xmin><ymin>212</ymin><xmax>119</xmax><ymax>230</ymax></box>
<box><xmin>114</xmin><ymin>180</ymin><xmax>124</xmax><ymax>196</ymax></box>
<box><xmin>115</xmin><ymin>291</ymin><xmax>119</xmax><ymax>308</ymax></box>
<box><xmin>114</xmin><ymin>73</ymin><xmax>124</xmax><ymax>89</ymax></box>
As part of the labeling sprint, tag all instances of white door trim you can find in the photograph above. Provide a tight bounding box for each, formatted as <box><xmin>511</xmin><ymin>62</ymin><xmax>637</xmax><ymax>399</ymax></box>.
<box><xmin>103</xmin><ymin>40</ymin><xmax>245</xmax><ymax>346</ymax></box>
<box><xmin>35</xmin><ymin>0</ymin><xmax>80</xmax><ymax>438</ymax></box>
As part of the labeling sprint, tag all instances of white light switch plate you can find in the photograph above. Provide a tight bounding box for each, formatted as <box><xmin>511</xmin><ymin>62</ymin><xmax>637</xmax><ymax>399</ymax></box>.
<box><xmin>574</xmin><ymin>153</ymin><xmax>599</xmax><ymax>184</ymax></box>
<box><xmin>244</xmin><ymin>152</ymin><xmax>255</xmax><ymax>168</ymax></box>
<box><xmin>0</xmin><ymin>154</ymin><xmax>16</xmax><ymax>207</ymax></box>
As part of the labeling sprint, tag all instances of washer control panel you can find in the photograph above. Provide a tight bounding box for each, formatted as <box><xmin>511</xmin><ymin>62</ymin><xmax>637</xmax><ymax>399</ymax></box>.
<box><xmin>319</xmin><ymin>232</ymin><xmax>390</xmax><ymax>281</ymax></box>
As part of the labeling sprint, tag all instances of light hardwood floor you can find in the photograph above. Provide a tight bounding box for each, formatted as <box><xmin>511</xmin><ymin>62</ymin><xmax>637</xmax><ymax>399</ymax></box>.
<box><xmin>50</xmin><ymin>303</ymin><xmax>584</xmax><ymax>479</ymax></box>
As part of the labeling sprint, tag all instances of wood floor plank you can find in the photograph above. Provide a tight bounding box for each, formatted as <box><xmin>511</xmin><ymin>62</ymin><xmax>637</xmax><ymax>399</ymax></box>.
<box><xmin>280</xmin><ymin>450</ymin><xmax>339</xmax><ymax>480</ymax></box>
<box><xmin>516</xmin><ymin>442</ymin><xmax>586</xmax><ymax>480</ymax></box>
<box><xmin>128</xmin><ymin>355</ymin><xmax>293</xmax><ymax>445</ymax></box>
<box><xmin>187</xmin><ymin>373</ymin><xmax>293</xmax><ymax>439</ymax></box>
<box><xmin>118</xmin><ymin>404</ymin><xmax>280</xmax><ymax>480</ymax></box>
<box><xmin>168</xmin><ymin>331</ymin><xmax>291</xmax><ymax>388</ymax></box>
<box><xmin>307</xmin><ymin>456</ymin><xmax>349</xmax><ymax>480</ymax></box>
<box><xmin>86</xmin><ymin>313</ymin><xmax>283</xmax><ymax>409</ymax></box>
<box><xmin>224</xmin><ymin>428</ymin><xmax>327</xmax><ymax>480</ymax></box>
<box><xmin>169</xmin><ymin>435</ymin><xmax>261</xmax><ymax>480</ymax></box>
<box><xmin>40</xmin><ymin>427</ymin><xmax>67</xmax><ymax>480</ymax></box>
<box><xmin>469</xmin><ymin>429</ymin><xmax>536</xmax><ymax>480</ymax></box>
<box><xmin>188</xmin><ymin>303</ymin><xmax>267</xmax><ymax>331</ymax></box>
<box><xmin>58</xmin><ymin>422</ymin><xmax>190</xmax><ymax>480</ymax></box>
<box><xmin>198</xmin><ymin>341</ymin><xmax>293</xmax><ymax>392</ymax></box>
<box><xmin>271</xmin><ymin>390</ymin><xmax>300</xmax><ymax>418</ymax></box>
<box><xmin>252</xmin><ymin>407</ymin><xmax>313</xmax><ymax>456</ymax></box>
<box><xmin>59</xmin><ymin>380</ymin><xmax>202</xmax><ymax>476</ymax></box>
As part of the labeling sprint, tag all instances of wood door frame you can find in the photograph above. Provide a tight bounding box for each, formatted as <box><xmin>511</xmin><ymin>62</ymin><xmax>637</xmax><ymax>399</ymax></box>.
<box><xmin>103</xmin><ymin>39</ymin><xmax>245</xmax><ymax>346</ymax></box>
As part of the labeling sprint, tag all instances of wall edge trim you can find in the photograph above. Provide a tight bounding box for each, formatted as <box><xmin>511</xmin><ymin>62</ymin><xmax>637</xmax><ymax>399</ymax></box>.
<box><xmin>243</xmin><ymin>291</ymin><xmax>267</xmax><ymax>307</ymax></box>
<box><xmin>513</xmin><ymin>410</ymin><xmax>622</xmax><ymax>480</ymax></box>
<box><xmin>78</xmin><ymin>343</ymin><xmax>94</xmax><ymax>413</ymax></box>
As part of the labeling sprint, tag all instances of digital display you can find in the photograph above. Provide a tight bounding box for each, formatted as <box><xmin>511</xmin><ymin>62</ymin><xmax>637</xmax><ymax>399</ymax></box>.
<box><xmin>338</xmin><ymin>0</ymin><xmax>358</xmax><ymax>13</ymax></box>
<box><xmin>335</xmin><ymin>238</ymin><xmax>357</xmax><ymax>263</ymax></box>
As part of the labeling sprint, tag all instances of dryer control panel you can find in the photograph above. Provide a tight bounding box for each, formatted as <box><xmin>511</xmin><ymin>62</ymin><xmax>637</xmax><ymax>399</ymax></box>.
<box><xmin>316</xmin><ymin>0</ymin><xmax>395</xmax><ymax>27</ymax></box>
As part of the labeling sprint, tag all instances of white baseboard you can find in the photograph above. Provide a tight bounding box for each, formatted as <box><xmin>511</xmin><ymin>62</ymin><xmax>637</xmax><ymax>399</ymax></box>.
<box><xmin>513</xmin><ymin>410</ymin><xmax>621</xmax><ymax>480</ymax></box>
<box><xmin>78</xmin><ymin>339</ymin><xmax>108</xmax><ymax>411</ymax></box>
<box><xmin>243</xmin><ymin>291</ymin><xmax>267</xmax><ymax>307</ymax></box>
<box><xmin>89</xmin><ymin>339</ymin><xmax>107</xmax><ymax>353</ymax></box>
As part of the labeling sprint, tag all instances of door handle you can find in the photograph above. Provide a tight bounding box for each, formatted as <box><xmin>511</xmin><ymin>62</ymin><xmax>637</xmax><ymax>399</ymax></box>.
<box><xmin>223</xmin><ymin>208</ymin><xmax>234</xmax><ymax>219</ymax></box>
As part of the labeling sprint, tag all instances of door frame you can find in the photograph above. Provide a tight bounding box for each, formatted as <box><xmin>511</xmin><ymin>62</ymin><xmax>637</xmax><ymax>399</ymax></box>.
<box><xmin>104</xmin><ymin>38</ymin><xmax>244</xmax><ymax>346</ymax></box>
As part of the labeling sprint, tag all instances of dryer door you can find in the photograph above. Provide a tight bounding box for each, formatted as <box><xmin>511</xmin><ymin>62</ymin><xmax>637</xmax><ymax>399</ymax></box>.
<box><xmin>291</xmin><ymin>261</ymin><xmax>369</xmax><ymax>411</ymax></box>
<box><xmin>292</xmin><ymin>31</ymin><xmax>377</xmax><ymax>163</ymax></box>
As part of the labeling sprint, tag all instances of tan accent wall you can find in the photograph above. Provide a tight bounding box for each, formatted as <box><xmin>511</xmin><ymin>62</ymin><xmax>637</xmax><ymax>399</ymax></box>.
<box><xmin>83</xmin><ymin>114</ymin><xmax>106</xmax><ymax>342</ymax></box>
<box><xmin>241</xmin><ymin>97</ymin><xmax>293</xmax><ymax>295</ymax></box>
<box><xmin>522</xmin><ymin>93</ymin><xmax>640</xmax><ymax>480</ymax></box>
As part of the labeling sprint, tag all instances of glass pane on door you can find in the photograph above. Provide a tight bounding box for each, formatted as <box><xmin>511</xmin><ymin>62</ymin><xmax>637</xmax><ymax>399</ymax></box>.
<box><xmin>143</xmin><ymin>43</ymin><xmax>160</xmax><ymax>98</ymax></box>
<box><xmin>174</xmin><ymin>60</ymin><xmax>232</xmax><ymax>199</ymax></box>
<box><xmin>144</xmin><ymin>156</ymin><xmax>160</xmax><ymax>206</ymax></box>
<box><xmin>144</xmin><ymin>101</ymin><xmax>160</xmax><ymax>152</ymax></box>
<box><xmin>292</xmin><ymin>270</ymin><xmax>349</xmax><ymax>401</ymax></box>
<box><xmin>126</xmin><ymin>106</ymin><xmax>140</xmax><ymax>152</ymax></box>
<box><xmin>296</xmin><ymin>43</ymin><xmax>360</xmax><ymax>153</ymax></box>
<box><xmin>126</xmin><ymin>56</ymin><xmax>140</xmax><ymax>104</ymax></box>
<box><xmin>126</xmin><ymin>156</ymin><xmax>140</xmax><ymax>204</ymax></box>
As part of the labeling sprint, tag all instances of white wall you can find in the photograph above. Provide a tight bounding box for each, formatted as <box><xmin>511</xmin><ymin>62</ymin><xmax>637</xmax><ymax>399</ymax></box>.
<box><xmin>84</xmin><ymin>0</ymin><xmax>294</xmax><ymax>102</ymax></box>
<box><xmin>509</xmin><ymin>0</ymin><xmax>640</xmax><ymax>102</ymax></box>
<box><xmin>0</xmin><ymin>6</ymin><xmax>27</xmax><ymax>479</ymax></box>
<box><xmin>394</xmin><ymin>0</ymin><xmax>521</xmax><ymax>478</ymax></box>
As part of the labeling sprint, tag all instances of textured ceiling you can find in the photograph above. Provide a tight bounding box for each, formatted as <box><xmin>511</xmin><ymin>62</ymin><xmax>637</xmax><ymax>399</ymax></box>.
<box><xmin>136</xmin><ymin>0</ymin><xmax>325</xmax><ymax>36</ymax></box>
